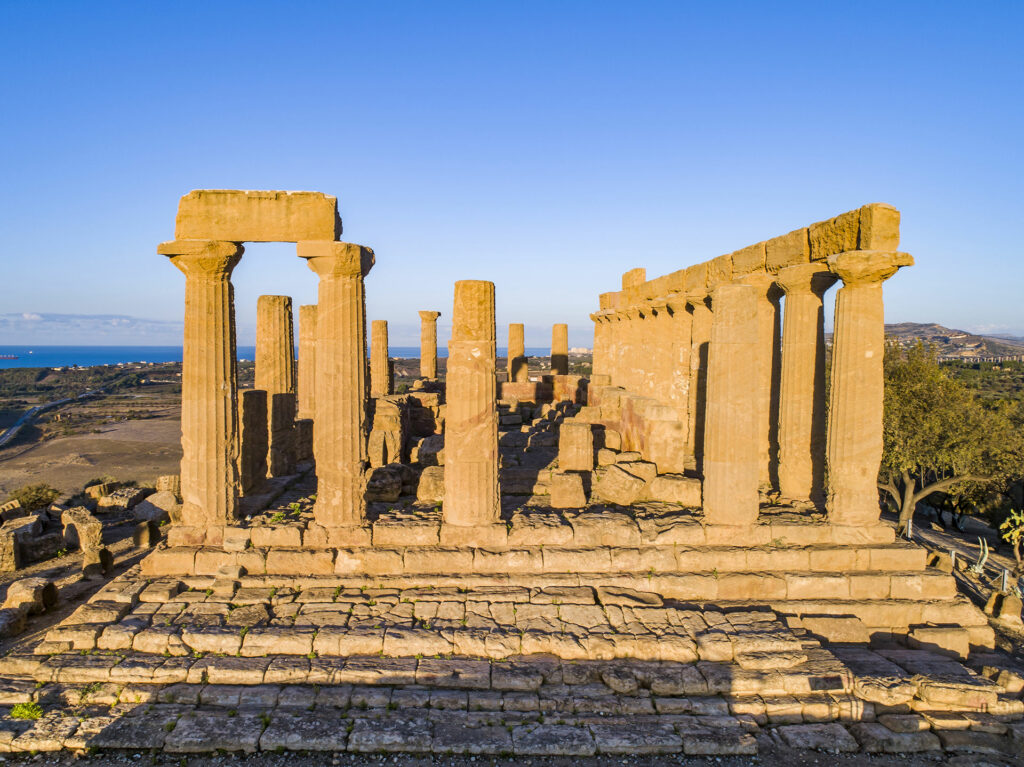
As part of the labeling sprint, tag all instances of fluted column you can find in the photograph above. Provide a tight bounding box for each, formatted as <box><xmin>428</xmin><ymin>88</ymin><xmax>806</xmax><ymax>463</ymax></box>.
<box><xmin>256</xmin><ymin>295</ymin><xmax>296</xmax><ymax>477</ymax></box>
<box><xmin>737</xmin><ymin>274</ymin><xmax>783</xmax><ymax>491</ymax></box>
<box><xmin>551</xmin><ymin>323</ymin><xmax>569</xmax><ymax>375</ymax></box>
<box><xmin>607</xmin><ymin>313</ymin><xmax>625</xmax><ymax>387</ymax></box>
<box><xmin>622</xmin><ymin>308</ymin><xmax>643</xmax><ymax>392</ymax></box>
<box><xmin>665</xmin><ymin>293</ymin><xmax>693</xmax><ymax>431</ymax></box>
<box><xmin>370</xmin><ymin>320</ymin><xmax>391</xmax><ymax>398</ymax></box>
<box><xmin>647</xmin><ymin>300</ymin><xmax>671</xmax><ymax>401</ymax></box>
<box><xmin>297</xmin><ymin>305</ymin><xmax>318</xmax><ymax>420</ymax></box>
<box><xmin>776</xmin><ymin>264</ymin><xmax>836</xmax><ymax>505</ymax></box>
<box><xmin>826</xmin><ymin>250</ymin><xmax>913</xmax><ymax>526</ymax></box>
<box><xmin>589</xmin><ymin>312</ymin><xmax>611</xmax><ymax>379</ymax></box>
<box><xmin>702</xmin><ymin>283</ymin><xmax>759</xmax><ymax>526</ymax></box>
<box><xmin>158</xmin><ymin>239</ymin><xmax>243</xmax><ymax>527</ymax></box>
<box><xmin>418</xmin><ymin>311</ymin><xmax>441</xmax><ymax>380</ymax></box>
<box><xmin>444</xmin><ymin>280</ymin><xmax>499</xmax><ymax>527</ymax></box>
<box><xmin>298</xmin><ymin>241</ymin><xmax>375</xmax><ymax>528</ymax></box>
<box><xmin>686</xmin><ymin>292</ymin><xmax>712</xmax><ymax>468</ymax></box>
<box><xmin>508</xmin><ymin>323</ymin><xmax>528</xmax><ymax>382</ymax></box>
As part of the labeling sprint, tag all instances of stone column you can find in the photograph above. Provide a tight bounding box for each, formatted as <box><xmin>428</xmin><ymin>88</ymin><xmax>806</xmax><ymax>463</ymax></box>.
<box><xmin>775</xmin><ymin>264</ymin><xmax>837</xmax><ymax>505</ymax></box>
<box><xmin>370</xmin><ymin>320</ymin><xmax>391</xmax><ymax>398</ymax></box>
<box><xmin>255</xmin><ymin>295</ymin><xmax>295</xmax><ymax>396</ymax></box>
<box><xmin>237</xmin><ymin>389</ymin><xmax>268</xmax><ymax>494</ymax></box>
<box><xmin>508</xmin><ymin>323</ymin><xmax>528</xmax><ymax>382</ymax></box>
<box><xmin>589</xmin><ymin>313</ymin><xmax>611</xmax><ymax>379</ymax></box>
<box><xmin>686</xmin><ymin>292</ymin><xmax>712</xmax><ymax>468</ymax></box>
<box><xmin>826</xmin><ymin>250</ymin><xmax>913</xmax><ymax>526</ymax></box>
<box><xmin>298</xmin><ymin>241</ymin><xmax>375</xmax><ymax>530</ymax></box>
<box><xmin>738</xmin><ymin>274</ymin><xmax>783</xmax><ymax>491</ymax></box>
<box><xmin>158</xmin><ymin>239</ymin><xmax>243</xmax><ymax>527</ymax></box>
<box><xmin>444</xmin><ymin>280</ymin><xmax>500</xmax><ymax>529</ymax></box>
<box><xmin>702</xmin><ymin>283</ymin><xmax>759</xmax><ymax>526</ymax></box>
<box><xmin>551</xmin><ymin>323</ymin><xmax>569</xmax><ymax>375</ymax></box>
<box><xmin>256</xmin><ymin>295</ymin><xmax>296</xmax><ymax>477</ymax></box>
<box><xmin>297</xmin><ymin>305</ymin><xmax>317</xmax><ymax>420</ymax></box>
<box><xmin>622</xmin><ymin>309</ymin><xmax>642</xmax><ymax>393</ymax></box>
<box><xmin>418</xmin><ymin>311</ymin><xmax>441</xmax><ymax>380</ymax></box>
<box><xmin>665</xmin><ymin>293</ymin><xmax>693</xmax><ymax>431</ymax></box>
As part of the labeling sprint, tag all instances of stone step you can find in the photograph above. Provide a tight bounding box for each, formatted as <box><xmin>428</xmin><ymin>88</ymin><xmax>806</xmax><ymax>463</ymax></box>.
<box><xmin>0</xmin><ymin>686</ymin><xmax>1020</xmax><ymax>755</ymax></box>
<box><xmin>145</xmin><ymin>541</ymin><xmax>927</xmax><ymax>577</ymax></box>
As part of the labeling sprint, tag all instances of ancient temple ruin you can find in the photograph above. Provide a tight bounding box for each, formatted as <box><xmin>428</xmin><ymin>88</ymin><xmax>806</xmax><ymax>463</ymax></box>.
<box><xmin>11</xmin><ymin>189</ymin><xmax>1018</xmax><ymax>758</ymax></box>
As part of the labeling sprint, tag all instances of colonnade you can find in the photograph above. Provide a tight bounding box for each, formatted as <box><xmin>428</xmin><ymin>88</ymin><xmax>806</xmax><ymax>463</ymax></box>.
<box><xmin>590</xmin><ymin>204</ymin><xmax>911</xmax><ymax>527</ymax></box>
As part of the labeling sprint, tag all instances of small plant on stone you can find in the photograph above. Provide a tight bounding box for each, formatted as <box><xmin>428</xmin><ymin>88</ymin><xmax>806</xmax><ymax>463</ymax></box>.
<box><xmin>711</xmin><ymin>567</ymin><xmax>719</xmax><ymax>580</ymax></box>
<box><xmin>999</xmin><ymin>509</ymin><xmax>1024</xmax><ymax>575</ymax></box>
<box><xmin>10</xmin><ymin>702</ymin><xmax>43</xmax><ymax>720</ymax></box>
<box><xmin>269</xmin><ymin>512</ymin><xmax>286</xmax><ymax>524</ymax></box>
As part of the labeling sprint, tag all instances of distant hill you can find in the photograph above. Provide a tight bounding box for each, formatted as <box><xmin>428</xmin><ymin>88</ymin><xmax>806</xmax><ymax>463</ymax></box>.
<box><xmin>884</xmin><ymin>322</ymin><xmax>1024</xmax><ymax>360</ymax></box>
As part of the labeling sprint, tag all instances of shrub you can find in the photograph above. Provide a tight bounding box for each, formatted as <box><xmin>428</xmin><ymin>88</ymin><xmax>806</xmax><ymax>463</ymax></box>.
<box><xmin>10</xmin><ymin>702</ymin><xmax>43</xmax><ymax>720</ymax></box>
<box><xmin>7</xmin><ymin>483</ymin><xmax>59</xmax><ymax>511</ymax></box>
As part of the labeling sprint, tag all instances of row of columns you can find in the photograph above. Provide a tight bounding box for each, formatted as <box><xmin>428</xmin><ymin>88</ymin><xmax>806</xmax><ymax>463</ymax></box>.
<box><xmin>592</xmin><ymin>250</ymin><xmax>911</xmax><ymax>527</ymax></box>
<box><xmin>162</xmin><ymin>236</ymin><xmax>500</xmax><ymax>532</ymax></box>
<box><xmin>505</xmin><ymin>323</ymin><xmax>570</xmax><ymax>381</ymax></box>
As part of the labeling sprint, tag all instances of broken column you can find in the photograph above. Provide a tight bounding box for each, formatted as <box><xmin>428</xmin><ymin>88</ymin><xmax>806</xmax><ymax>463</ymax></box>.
<box><xmin>551</xmin><ymin>323</ymin><xmax>569</xmax><ymax>375</ymax></box>
<box><xmin>370</xmin><ymin>320</ymin><xmax>392</xmax><ymax>398</ymax></box>
<box><xmin>298</xmin><ymin>241</ymin><xmax>375</xmax><ymax>530</ymax></box>
<box><xmin>775</xmin><ymin>264</ymin><xmax>836</xmax><ymax>504</ymax></box>
<box><xmin>237</xmin><ymin>389</ymin><xmax>268</xmax><ymax>495</ymax></box>
<box><xmin>826</xmin><ymin>250</ymin><xmax>913</xmax><ymax>527</ymax></box>
<box><xmin>256</xmin><ymin>295</ymin><xmax>296</xmax><ymax>476</ymax></box>
<box><xmin>418</xmin><ymin>310</ymin><xmax>441</xmax><ymax>380</ymax></box>
<box><xmin>297</xmin><ymin>304</ymin><xmax>317</xmax><ymax>420</ymax></box>
<box><xmin>158</xmin><ymin>239</ymin><xmax>243</xmax><ymax>527</ymax></box>
<box><xmin>702</xmin><ymin>283</ymin><xmax>759</xmax><ymax>526</ymax></box>
<box><xmin>508</xmin><ymin>323</ymin><xmax>528</xmax><ymax>382</ymax></box>
<box><xmin>443</xmin><ymin>280</ymin><xmax>500</xmax><ymax>530</ymax></box>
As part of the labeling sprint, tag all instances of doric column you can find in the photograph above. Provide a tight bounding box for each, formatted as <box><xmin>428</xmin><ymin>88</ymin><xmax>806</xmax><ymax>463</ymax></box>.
<box><xmin>826</xmin><ymin>250</ymin><xmax>913</xmax><ymax>526</ymax></box>
<box><xmin>702</xmin><ymin>283</ymin><xmax>759</xmax><ymax>526</ymax></box>
<box><xmin>508</xmin><ymin>323</ymin><xmax>528</xmax><ymax>382</ymax></box>
<box><xmin>775</xmin><ymin>264</ymin><xmax>837</xmax><ymax>505</ymax></box>
<box><xmin>444</xmin><ymin>280</ymin><xmax>500</xmax><ymax>527</ymax></box>
<box><xmin>589</xmin><ymin>312</ymin><xmax>610</xmax><ymax>379</ymax></box>
<box><xmin>647</xmin><ymin>300</ymin><xmax>671</xmax><ymax>400</ymax></box>
<box><xmin>298</xmin><ymin>241</ymin><xmax>375</xmax><ymax>528</ymax></box>
<box><xmin>297</xmin><ymin>304</ymin><xmax>317</xmax><ymax>420</ymax></box>
<box><xmin>622</xmin><ymin>308</ymin><xmax>643</xmax><ymax>392</ymax></box>
<box><xmin>158</xmin><ymin>239</ymin><xmax>243</xmax><ymax>527</ymax></box>
<box><xmin>686</xmin><ymin>292</ymin><xmax>712</xmax><ymax>467</ymax></box>
<box><xmin>370</xmin><ymin>320</ymin><xmax>391</xmax><ymax>398</ymax></box>
<box><xmin>605</xmin><ymin>313</ymin><xmax>624</xmax><ymax>387</ymax></box>
<box><xmin>256</xmin><ymin>295</ymin><xmax>296</xmax><ymax>477</ymax></box>
<box><xmin>665</xmin><ymin>293</ymin><xmax>693</xmax><ymax>431</ymax></box>
<box><xmin>237</xmin><ymin>389</ymin><xmax>268</xmax><ymax>495</ymax></box>
<box><xmin>418</xmin><ymin>311</ymin><xmax>441</xmax><ymax>380</ymax></box>
<box><xmin>551</xmin><ymin>323</ymin><xmax>569</xmax><ymax>375</ymax></box>
<box><xmin>737</xmin><ymin>274</ymin><xmax>783</xmax><ymax>491</ymax></box>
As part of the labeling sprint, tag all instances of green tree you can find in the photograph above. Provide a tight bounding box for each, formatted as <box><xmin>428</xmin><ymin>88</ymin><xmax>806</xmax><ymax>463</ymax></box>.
<box><xmin>879</xmin><ymin>342</ymin><xmax>1024</xmax><ymax>534</ymax></box>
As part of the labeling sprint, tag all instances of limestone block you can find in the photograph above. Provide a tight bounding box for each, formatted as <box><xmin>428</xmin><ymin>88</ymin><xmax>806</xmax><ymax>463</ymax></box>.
<box><xmin>808</xmin><ymin>208</ymin><xmax>861</xmax><ymax>260</ymax></box>
<box><xmin>558</xmin><ymin>421</ymin><xmax>594</xmax><ymax>472</ymax></box>
<box><xmin>3</xmin><ymin>578</ymin><xmax>57</xmax><ymax>615</ymax></box>
<box><xmin>859</xmin><ymin>203</ymin><xmax>900</xmax><ymax>250</ymax></box>
<box><xmin>597</xmin><ymin>448</ymin><xmax>618</xmax><ymax>466</ymax></box>
<box><xmin>644</xmin><ymin>475</ymin><xmax>701</xmax><ymax>506</ymax></box>
<box><xmin>593</xmin><ymin>465</ymin><xmax>646</xmax><ymax>506</ymax></box>
<box><xmin>365</xmin><ymin>465</ymin><xmax>403</xmax><ymax>502</ymax></box>
<box><xmin>3</xmin><ymin>530</ymin><xmax>28</xmax><ymax>571</ymax></box>
<box><xmin>133</xmin><ymin>490</ymin><xmax>180</xmax><ymax>524</ymax></box>
<box><xmin>175</xmin><ymin>190</ymin><xmax>341</xmax><ymax>242</ymax></box>
<box><xmin>417</xmin><ymin>466</ymin><xmax>445</xmax><ymax>504</ymax></box>
<box><xmin>731</xmin><ymin>241</ymin><xmax>766</xmax><ymax>275</ymax></box>
<box><xmin>799</xmin><ymin>615</ymin><xmax>870</xmax><ymax>644</ymax></box>
<box><xmin>268</xmin><ymin>392</ymin><xmax>297</xmax><ymax>477</ymax></box>
<box><xmin>156</xmin><ymin>474</ymin><xmax>182</xmax><ymax>498</ymax></box>
<box><xmin>907</xmin><ymin>626</ymin><xmax>969</xmax><ymax>659</ymax></box>
<box><xmin>293</xmin><ymin>418</ymin><xmax>314</xmax><ymax>462</ymax></box>
<box><xmin>62</xmin><ymin>507</ymin><xmax>103</xmax><ymax>552</ymax></box>
<box><xmin>237</xmin><ymin>389</ymin><xmax>268</xmax><ymax>494</ymax></box>
<box><xmin>0</xmin><ymin>499</ymin><xmax>22</xmax><ymax>521</ymax></box>
<box><xmin>706</xmin><ymin>254</ymin><xmax>733</xmax><ymax>289</ymax></box>
<box><xmin>550</xmin><ymin>473</ymin><xmax>586</xmax><ymax>509</ymax></box>
<box><xmin>766</xmin><ymin>228</ymin><xmax>811</xmax><ymax>272</ymax></box>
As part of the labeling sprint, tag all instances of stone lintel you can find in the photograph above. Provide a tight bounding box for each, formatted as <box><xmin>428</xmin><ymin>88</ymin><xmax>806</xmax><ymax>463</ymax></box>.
<box><xmin>175</xmin><ymin>190</ymin><xmax>341</xmax><ymax>242</ymax></box>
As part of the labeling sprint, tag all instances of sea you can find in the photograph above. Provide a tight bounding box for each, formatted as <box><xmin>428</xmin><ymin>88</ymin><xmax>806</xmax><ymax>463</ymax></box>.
<box><xmin>0</xmin><ymin>345</ymin><xmax>554</xmax><ymax>370</ymax></box>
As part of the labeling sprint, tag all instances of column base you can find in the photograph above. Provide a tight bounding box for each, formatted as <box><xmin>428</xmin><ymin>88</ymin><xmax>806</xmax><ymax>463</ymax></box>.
<box><xmin>439</xmin><ymin>522</ymin><xmax>508</xmax><ymax>547</ymax></box>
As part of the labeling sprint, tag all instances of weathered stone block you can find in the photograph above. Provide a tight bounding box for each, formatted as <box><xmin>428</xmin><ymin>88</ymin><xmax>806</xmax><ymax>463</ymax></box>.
<box><xmin>593</xmin><ymin>465</ymin><xmax>646</xmax><ymax>506</ymax></box>
<box><xmin>175</xmin><ymin>190</ymin><xmax>340</xmax><ymax>242</ymax></box>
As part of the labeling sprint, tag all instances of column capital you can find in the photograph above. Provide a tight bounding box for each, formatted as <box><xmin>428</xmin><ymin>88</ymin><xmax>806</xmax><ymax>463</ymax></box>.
<box><xmin>159</xmin><ymin>240</ymin><xmax>243</xmax><ymax>278</ymax></box>
<box><xmin>686</xmin><ymin>291</ymin><xmax>709</xmax><ymax>311</ymax></box>
<box><xmin>776</xmin><ymin>263</ymin><xmax>838</xmax><ymax>296</ymax></box>
<box><xmin>649</xmin><ymin>297</ymin><xmax>669</xmax><ymax>314</ymax></box>
<box><xmin>828</xmin><ymin>250</ymin><xmax>913</xmax><ymax>287</ymax></box>
<box><xmin>419</xmin><ymin>310</ymin><xmax>441</xmax><ymax>322</ymax></box>
<box><xmin>737</xmin><ymin>271</ymin><xmax>785</xmax><ymax>301</ymax></box>
<box><xmin>665</xmin><ymin>292</ymin><xmax>689</xmax><ymax>313</ymax></box>
<box><xmin>298</xmin><ymin>241</ymin><xmax>375</xmax><ymax>278</ymax></box>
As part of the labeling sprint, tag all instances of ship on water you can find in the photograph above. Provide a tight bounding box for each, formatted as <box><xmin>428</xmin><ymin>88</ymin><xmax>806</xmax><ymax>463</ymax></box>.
<box><xmin>0</xmin><ymin>354</ymin><xmax>19</xmax><ymax>360</ymax></box>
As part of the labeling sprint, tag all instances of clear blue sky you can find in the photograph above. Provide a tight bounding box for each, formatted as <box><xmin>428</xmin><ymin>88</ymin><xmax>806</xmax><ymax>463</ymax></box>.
<box><xmin>1</xmin><ymin>1</ymin><xmax>1021</xmax><ymax>347</ymax></box>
